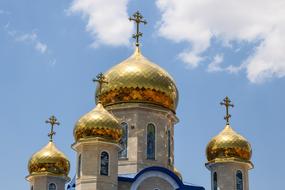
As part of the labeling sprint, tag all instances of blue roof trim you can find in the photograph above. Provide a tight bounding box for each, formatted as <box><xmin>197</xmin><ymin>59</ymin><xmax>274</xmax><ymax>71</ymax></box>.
<box><xmin>67</xmin><ymin>166</ymin><xmax>205</xmax><ymax>190</ymax></box>
<box><xmin>118</xmin><ymin>166</ymin><xmax>205</xmax><ymax>190</ymax></box>
<box><xmin>66</xmin><ymin>175</ymin><xmax>76</xmax><ymax>190</ymax></box>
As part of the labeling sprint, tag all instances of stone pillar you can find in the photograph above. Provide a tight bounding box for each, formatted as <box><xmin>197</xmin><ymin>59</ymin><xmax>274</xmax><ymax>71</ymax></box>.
<box><xmin>72</xmin><ymin>139</ymin><xmax>120</xmax><ymax>190</ymax></box>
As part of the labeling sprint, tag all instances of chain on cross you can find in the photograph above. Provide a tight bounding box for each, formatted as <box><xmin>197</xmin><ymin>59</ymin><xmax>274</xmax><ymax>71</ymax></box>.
<box><xmin>220</xmin><ymin>96</ymin><xmax>234</xmax><ymax>125</ymax></box>
<box><xmin>93</xmin><ymin>72</ymin><xmax>108</xmax><ymax>103</ymax></box>
<box><xmin>129</xmin><ymin>11</ymin><xmax>147</xmax><ymax>47</ymax></box>
<box><xmin>46</xmin><ymin>115</ymin><xmax>60</xmax><ymax>142</ymax></box>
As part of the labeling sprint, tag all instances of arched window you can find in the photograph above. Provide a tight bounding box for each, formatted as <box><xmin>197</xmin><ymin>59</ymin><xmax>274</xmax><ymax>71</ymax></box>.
<box><xmin>100</xmin><ymin>151</ymin><xmax>109</xmax><ymax>176</ymax></box>
<box><xmin>48</xmin><ymin>183</ymin><xmax>57</xmax><ymax>190</ymax></box>
<box><xmin>167</xmin><ymin>129</ymin><xmax>171</xmax><ymax>164</ymax></box>
<box><xmin>119</xmin><ymin>122</ymin><xmax>128</xmax><ymax>159</ymax></box>
<box><xmin>236</xmin><ymin>170</ymin><xmax>243</xmax><ymax>190</ymax></box>
<box><xmin>77</xmin><ymin>154</ymin><xmax>81</xmax><ymax>177</ymax></box>
<box><xmin>213</xmin><ymin>172</ymin><xmax>218</xmax><ymax>190</ymax></box>
<box><xmin>147</xmin><ymin>124</ymin><xmax>156</xmax><ymax>160</ymax></box>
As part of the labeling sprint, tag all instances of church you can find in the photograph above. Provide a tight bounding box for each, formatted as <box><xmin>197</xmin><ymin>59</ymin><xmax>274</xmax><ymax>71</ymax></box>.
<box><xmin>26</xmin><ymin>11</ymin><xmax>253</xmax><ymax>190</ymax></box>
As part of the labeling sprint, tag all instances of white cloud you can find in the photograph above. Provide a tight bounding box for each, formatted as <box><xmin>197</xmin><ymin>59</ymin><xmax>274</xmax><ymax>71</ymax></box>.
<box><xmin>69</xmin><ymin>0</ymin><xmax>132</xmax><ymax>47</ymax></box>
<box><xmin>14</xmin><ymin>32</ymin><xmax>48</xmax><ymax>54</ymax></box>
<box><xmin>4</xmin><ymin>24</ymin><xmax>49</xmax><ymax>55</ymax></box>
<box><xmin>156</xmin><ymin>0</ymin><xmax>285</xmax><ymax>83</ymax></box>
<box><xmin>0</xmin><ymin>10</ymin><xmax>10</xmax><ymax>15</ymax></box>
<box><xmin>207</xmin><ymin>54</ymin><xmax>224</xmax><ymax>72</ymax></box>
<box><xmin>35</xmin><ymin>42</ymin><xmax>48</xmax><ymax>54</ymax></box>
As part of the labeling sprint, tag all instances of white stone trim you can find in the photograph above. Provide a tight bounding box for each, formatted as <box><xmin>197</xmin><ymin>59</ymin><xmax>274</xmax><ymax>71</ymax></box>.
<box><xmin>130</xmin><ymin>171</ymin><xmax>179</xmax><ymax>190</ymax></box>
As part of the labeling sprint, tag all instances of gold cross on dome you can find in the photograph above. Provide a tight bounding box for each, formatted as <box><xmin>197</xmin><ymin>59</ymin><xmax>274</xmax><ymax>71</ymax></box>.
<box><xmin>46</xmin><ymin>115</ymin><xmax>60</xmax><ymax>142</ymax></box>
<box><xmin>220</xmin><ymin>96</ymin><xmax>234</xmax><ymax>125</ymax></box>
<box><xmin>93</xmin><ymin>72</ymin><xmax>108</xmax><ymax>102</ymax></box>
<box><xmin>129</xmin><ymin>11</ymin><xmax>147</xmax><ymax>47</ymax></box>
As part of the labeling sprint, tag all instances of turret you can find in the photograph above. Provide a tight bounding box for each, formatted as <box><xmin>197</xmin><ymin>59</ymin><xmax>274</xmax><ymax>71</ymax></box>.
<box><xmin>26</xmin><ymin>116</ymin><xmax>70</xmax><ymax>190</ymax></box>
<box><xmin>206</xmin><ymin>97</ymin><xmax>253</xmax><ymax>190</ymax></box>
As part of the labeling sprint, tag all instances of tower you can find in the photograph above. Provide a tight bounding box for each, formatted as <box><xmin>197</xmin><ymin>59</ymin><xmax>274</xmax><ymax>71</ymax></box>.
<box><xmin>27</xmin><ymin>116</ymin><xmax>70</xmax><ymax>190</ymax></box>
<box><xmin>72</xmin><ymin>73</ymin><xmax>122</xmax><ymax>190</ymax></box>
<box><xmin>96</xmin><ymin>11</ymin><xmax>179</xmax><ymax>174</ymax></box>
<box><xmin>205</xmin><ymin>97</ymin><xmax>253</xmax><ymax>190</ymax></box>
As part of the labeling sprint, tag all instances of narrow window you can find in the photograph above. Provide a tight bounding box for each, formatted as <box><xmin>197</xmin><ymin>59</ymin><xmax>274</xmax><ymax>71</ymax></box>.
<box><xmin>119</xmin><ymin>122</ymin><xmax>128</xmax><ymax>159</ymax></box>
<box><xmin>147</xmin><ymin>124</ymin><xmax>156</xmax><ymax>160</ymax></box>
<box><xmin>100</xmin><ymin>151</ymin><xmax>109</xmax><ymax>176</ymax></box>
<box><xmin>77</xmin><ymin>154</ymin><xmax>81</xmax><ymax>178</ymax></box>
<box><xmin>236</xmin><ymin>170</ymin><xmax>243</xmax><ymax>190</ymax></box>
<box><xmin>213</xmin><ymin>172</ymin><xmax>218</xmax><ymax>190</ymax></box>
<box><xmin>48</xmin><ymin>183</ymin><xmax>57</xmax><ymax>190</ymax></box>
<box><xmin>167</xmin><ymin>129</ymin><xmax>171</xmax><ymax>164</ymax></box>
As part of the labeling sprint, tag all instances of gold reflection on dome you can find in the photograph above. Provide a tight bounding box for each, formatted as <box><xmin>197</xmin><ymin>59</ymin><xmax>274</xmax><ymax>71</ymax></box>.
<box><xmin>74</xmin><ymin>103</ymin><xmax>122</xmax><ymax>142</ymax></box>
<box><xmin>28</xmin><ymin>142</ymin><xmax>70</xmax><ymax>177</ymax></box>
<box><xmin>97</xmin><ymin>47</ymin><xmax>179</xmax><ymax>112</ymax></box>
<box><xmin>206</xmin><ymin>125</ymin><xmax>252</xmax><ymax>164</ymax></box>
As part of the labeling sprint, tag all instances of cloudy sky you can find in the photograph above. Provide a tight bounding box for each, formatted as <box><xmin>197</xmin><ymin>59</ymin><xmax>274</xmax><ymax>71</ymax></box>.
<box><xmin>1</xmin><ymin>0</ymin><xmax>285</xmax><ymax>189</ymax></box>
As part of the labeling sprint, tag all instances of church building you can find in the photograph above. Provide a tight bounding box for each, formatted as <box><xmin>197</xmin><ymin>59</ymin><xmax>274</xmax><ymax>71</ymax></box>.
<box><xmin>26</xmin><ymin>11</ymin><xmax>253</xmax><ymax>190</ymax></box>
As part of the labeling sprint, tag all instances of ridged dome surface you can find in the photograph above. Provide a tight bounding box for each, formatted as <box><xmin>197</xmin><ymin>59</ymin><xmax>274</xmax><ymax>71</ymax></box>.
<box><xmin>206</xmin><ymin>125</ymin><xmax>252</xmax><ymax>163</ymax></box>
<box><xmin>28</xmin><ymin>142</ymin><xmax>70</xmax><ymax>177</ymax></box>
<box><xmin>74</xmin><ymin>103</ymin><xmax>122</xmax><ymax>142</ymax></box>
<box><xmin>98</xmin><ymin>47</ymin><xmax>178</xmax><ymax>112</ymax></box>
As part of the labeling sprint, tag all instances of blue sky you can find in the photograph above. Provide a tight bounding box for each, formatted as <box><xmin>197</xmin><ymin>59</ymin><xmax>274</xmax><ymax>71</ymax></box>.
<box><xmin>1</xmin><ymin>0</ymin><xmax>285</xmax><ymax>189</ymax></box>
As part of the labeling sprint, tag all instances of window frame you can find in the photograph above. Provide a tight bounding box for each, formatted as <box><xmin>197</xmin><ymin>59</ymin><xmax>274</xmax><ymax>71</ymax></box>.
<box><xmin>100</xmin><ymin>150</ymin><xmax>110</xmax><ymax>176</ymax></box>
<box><xmin>236</xmin><ymin>170</ymin><xmax>244</xmax><ymax>190</ymax></box>
<box><xmin>48</xmin><ymin>183</ymin><xmax>57</xmax><ymax>190</ymax></box>
<box><xmin>146</xmin><ymin>123</ymin><xmax>156</xmax><ymax>160</ymax></box>
<box><xmin>118</xmin><ymin>122</ymin><xmax>128</xmax><ymax>159</ymax></box>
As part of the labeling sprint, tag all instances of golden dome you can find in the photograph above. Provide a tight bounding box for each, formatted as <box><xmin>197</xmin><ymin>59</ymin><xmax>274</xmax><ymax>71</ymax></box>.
<box><xmin>74</xmin><ymin>103</ymin><xmax>122</xmax><ymax>142</ymax></box>
<box><xmin>98</xmin><ymin>47</ymin><xmax>179</xmax><ymax>112</ymax></box>
<box><xmin>206</xmin><ymin>125</ymin><xmax>252</xmax><ymax>164</ymax></box>
<box><xmin>28</xmin><ymin>142</ymin><xmax>70</xmax><ymax>177</ymax></box>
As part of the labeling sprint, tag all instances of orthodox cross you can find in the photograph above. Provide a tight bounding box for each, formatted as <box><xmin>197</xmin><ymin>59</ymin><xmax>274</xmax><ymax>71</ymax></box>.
<box><xmin>46</xmin><ymin>115</ymin><xmax>60</xmax><ymax>142</ymax></box>
<box><xmin>93</xmin><ymin>72</ymin><xmax>108</xmax><ymax>102</ymax></box>
<box><xmin>220</xmin><ymin>96</ymin><xmax>234</xmax><ymax>125</ymax></box>
<box><xmin>129</xmin><ymin>11</ymin><xmax>147</xmax><ymax>47</ymax></box>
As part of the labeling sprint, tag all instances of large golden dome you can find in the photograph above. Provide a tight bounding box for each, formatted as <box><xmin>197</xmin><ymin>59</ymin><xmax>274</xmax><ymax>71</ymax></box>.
<box><xmin>74</xmin><ymin>103</ymin><xmax>122</xmax><ymax>142</ymax></box>
<box><xmin>28</xmin><ymin>142</ymin><xmax>70</xmax><ymax>177</ymax></box>
<box><xmin>206</xmin><ymin>125</ymin><xmax>252</xmax><ymax>164</ymax></box>
<box><xmin>98</xmin><ymin>47</ymin><xmax>179</xmax><ymax>112</ymax></box>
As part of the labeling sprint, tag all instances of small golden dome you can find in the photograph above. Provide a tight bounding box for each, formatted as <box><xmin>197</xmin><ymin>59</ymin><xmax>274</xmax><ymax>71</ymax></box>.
<box><xmin>28</xmin><ymin>142</ymin><xmax>70</xmax><ymax>177</ymax></box>
<box><xmin>98</xmin><ymin>47</ymin><xmax>179</xmax><ymax>112</ymax></box>
<box><xmin>206</xmin><ymin>125</ymin><xmax>252</xmax><ymax>164</ymax></box>
<box><xmin>74</xmin><ymin>103</ymin><xmax>122</xmax><ymax>142</ymax></box>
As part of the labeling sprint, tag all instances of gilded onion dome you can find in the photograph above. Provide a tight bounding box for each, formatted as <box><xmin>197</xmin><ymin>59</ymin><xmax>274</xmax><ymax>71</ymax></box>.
<box><xmin>206</xmin><ymin>125</ymin><xmax>252</xmax><ymax>164</ymax></box>
<box><xmin>97</xmin><ymin>47</ymin><xmax>179</xmax><ymax>112</ymax></box>
<box><xmin>74</xmin><ymin>103</ymin><xmax>122</xmax><ymax>142</ymax></box>
<box><xmin>28</xmin><ymin>142</ymin><xmax>70</xmax><ymax>177</ymax></box>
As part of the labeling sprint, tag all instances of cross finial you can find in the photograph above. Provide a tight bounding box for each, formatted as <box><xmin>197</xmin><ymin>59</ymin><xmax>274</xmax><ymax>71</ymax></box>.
<box><xmin>45</xmin><ymin>115</ymin><xmax>60</xmax><ymax>142</ymax></box>
<box><xmin>129</xmin><ymin>11</ymin><xmax>147</xmax><ymax>47</ymax></box>
<box><xmin>93</xmin><ymin>72</ymin><xmax>108</xmax><ymax>103</ymax></box>
<box><xmin>220</xmin><ymin>96</ymin><xmax>234</xmax><ymax>125</ymax></box>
